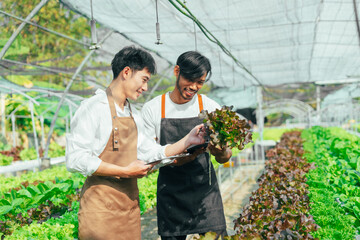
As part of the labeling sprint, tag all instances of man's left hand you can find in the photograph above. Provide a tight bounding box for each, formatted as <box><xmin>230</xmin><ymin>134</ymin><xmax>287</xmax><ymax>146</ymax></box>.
<box><xmin>208</xmin><ymin>144</ymin><xmax>232</xmax><ymax>164</ymax></box>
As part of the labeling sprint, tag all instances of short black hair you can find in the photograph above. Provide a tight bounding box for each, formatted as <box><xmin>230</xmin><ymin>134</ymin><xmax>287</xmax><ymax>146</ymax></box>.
<box><xmin>111</xmin><ymin>46</ymin><xmax>156</xmax><ymax>80</ymax></box>
<box><xmin>176</xmin><ymin>51</ymin><xmax>212</xmax><ymax>82</ymax></box>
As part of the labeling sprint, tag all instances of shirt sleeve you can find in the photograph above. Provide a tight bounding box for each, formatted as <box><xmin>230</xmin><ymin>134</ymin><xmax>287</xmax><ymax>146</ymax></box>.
<box><xmin>203</xmin><ymin>95</ymin><xmax>221</xmax><ymax>112</ymax></box>
<box><xmin>140</xmin><ymin>101</ymin><xmax>158</xmax><ymax>140</ymax></box>
<box><xmin>137</xmin><ymin>130</ymin><xmax>168</xmax><ymax>163</ymax></box>
<box><xmin>134</xmin><ymin>107</ymin><xmax>167</xmax><ymax>162</ymax></box>
<box><xmin>65</xmin><ymin>102</ymin><xmax>102</xmax><ymax>177</ymax></box>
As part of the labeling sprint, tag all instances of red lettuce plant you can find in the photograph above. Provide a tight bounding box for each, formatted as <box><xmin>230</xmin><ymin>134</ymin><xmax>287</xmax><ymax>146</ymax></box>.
<box><xmin>233</xmin><ymin>131</ymin><xmax>318</xmax><ymax>239</ymax></box>
<box><xmin>199</xmin><ymin>106</ymin><xmax>252</xmax><ymax>150</ymax></box>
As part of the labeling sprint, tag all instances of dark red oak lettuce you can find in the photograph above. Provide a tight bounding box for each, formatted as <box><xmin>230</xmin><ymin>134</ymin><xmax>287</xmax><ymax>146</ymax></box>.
<box><xmin>199</xmin><ymin>106</ymin><xmax>253</xmax><ymax>150</ymax></box>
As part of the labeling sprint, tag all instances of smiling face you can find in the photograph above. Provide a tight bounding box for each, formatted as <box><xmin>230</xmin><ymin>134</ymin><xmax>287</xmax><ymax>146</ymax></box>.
<box><xmin>124</xmin><ymin>67</ymin><xmax>151</xmax><ymax>100</ymax></box>
<box><xmin>173</xmin><ymin>65</ymin><xmax>206</xmax><ymax>104</ymax></box>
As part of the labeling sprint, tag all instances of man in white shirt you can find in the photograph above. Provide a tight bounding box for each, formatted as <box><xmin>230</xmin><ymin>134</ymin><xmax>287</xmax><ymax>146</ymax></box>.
<box><xmin>66</xmin><ymin>46</ymin><xmax>206</xmax><ymax>240</ymax></box>
<box><xmin>142</xmin><ymin>51</ymin><xmax>232</xmax><ymax>240</ymax></box>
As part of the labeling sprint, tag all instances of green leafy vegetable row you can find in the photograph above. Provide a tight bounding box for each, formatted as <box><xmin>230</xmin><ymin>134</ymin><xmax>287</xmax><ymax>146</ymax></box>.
<box><xmin>0</xmin><ymin>142</ymin><xmax>65</xmax><ymax>166</ymax></box>
<box><xmin>233</xmin><ymin>131</ymin><xmax>317</xmax><ymax>239</ymax></box>
<box><xmin>0</xmin><ymin>165</ymin><xmax>159</xmax><ymax>239</ymax></box>
<box><xmin>302</xmin><ymin>126</ymin><xmax>360</xmax><ymax>239</ymax></box>
<box><xmin>3</xmin><ymin>201</ymin><xmax>79</xmax><ymax>240</ymax></box>
<box><xmin>0</xmin><ymin>165</ymin><xmax>72</xmax><ymax>195</ymax></box>
<box><xmin>199</xmin><ymin>131</ymin><xmax>318</xmax><ymax>239</ymax></box>
<box><xmin>0</xmin><ymin>177</ymin><xmax>83</xmax><ymax>216</ymax></box>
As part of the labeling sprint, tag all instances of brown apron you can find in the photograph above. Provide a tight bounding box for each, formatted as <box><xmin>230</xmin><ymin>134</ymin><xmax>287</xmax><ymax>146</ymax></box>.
<box><xmin>78</xmin><ymin>88</ymin><xmax>140</xmax><ymax>240</ymax></box>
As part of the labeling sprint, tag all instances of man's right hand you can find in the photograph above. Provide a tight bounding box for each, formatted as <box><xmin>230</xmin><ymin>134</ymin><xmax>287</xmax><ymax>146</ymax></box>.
<box><xmin>171</xmin><ymin>148</ymin><xmax>206</xmax><ymax>166</ymax></box>
<box><xmin>123</xmin><ymin>160</ymin><xmax>154</xmax><ymax>178</ymax></box>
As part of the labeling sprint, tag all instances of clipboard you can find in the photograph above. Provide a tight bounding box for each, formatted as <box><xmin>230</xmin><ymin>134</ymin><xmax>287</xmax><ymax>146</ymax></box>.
<box><xmin>186</xmin><ymin>141</ymin><xmax>209</xmax><ymax>154</ymax></box>
<box><xmin>146</xmin><ymin>153</ymin><xmax>190</xmax><ymax>166</ymax></box>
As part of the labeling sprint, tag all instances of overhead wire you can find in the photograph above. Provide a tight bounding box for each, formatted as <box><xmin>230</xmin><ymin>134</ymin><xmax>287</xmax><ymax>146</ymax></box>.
<box><xmin>0</xmin><ymin>9</ymin><xmax>90</xmax><ymax>47</ymax></box>
<box><xmin>167</xmin><ymin>0</ymin><xmax>283</xmax><ymax>99</ymax></box>
<box><xmin>307</xmin><ymin>0</ymin><xmax>323</xmax><ymax>83</ymax></box>
<box><xmin>0</xmin><ymin>9</ymin><xmax>114</xmax><ymax>56</ymax></box>
<box><xmin>0</xmin><ymin>59</ymin><xmax>107</xmax><ymax>91</ymax></box>
<box><xmin>167</xmin><ymin>0</ymin><xmax>265</xmax><ymax>88</ymax></box>
<box><xmin>353</xmin><ymin>0</ymin><xmax>360</xmax><ymax>79</ymax></box>
<box><xmin>353</xmin><ymin>0</ymin><xmax>360</xmax><ymax>47</ymax></box>
<box><xmin>193</xmin><ymin>21</ymin><xmax>197</xmax><ymax>51</ymax></box>
<box><xmin>324</xmin><ymin>0</ymin><xmax>344</xmax><ymax>82</ymax></box>
<box><xmin>154</xmin><ymin>0</ymin><xmax>235</xmax><ymax>75</ymax></box>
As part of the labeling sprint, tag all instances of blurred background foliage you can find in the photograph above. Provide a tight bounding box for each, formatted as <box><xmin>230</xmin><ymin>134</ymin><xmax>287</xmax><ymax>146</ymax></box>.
<box><xmin>2</xmin><ymin>0</ymin><xmax>211</xmax><ymax>143</ymax></box>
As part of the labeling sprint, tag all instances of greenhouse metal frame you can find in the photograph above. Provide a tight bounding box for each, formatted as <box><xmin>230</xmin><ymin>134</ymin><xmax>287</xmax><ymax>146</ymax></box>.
<box><xmin>1</xmin><ymin>0</ymin><xmax>360</xmax><ymax>239</ymax></box>
<box><xmin>0</xmin><ymin>0</ymin><xmax>360</xmax><ymax>168</ymax></box>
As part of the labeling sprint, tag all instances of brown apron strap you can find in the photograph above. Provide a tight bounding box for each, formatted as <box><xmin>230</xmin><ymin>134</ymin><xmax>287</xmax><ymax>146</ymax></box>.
<box><xmin>198</xmin><ymin>94</ymin><xmax>204</xmax><ymax>113</ymax></box>
<box><xmin>106</xmin><ymin>88</ymin><xmax>134</xmax><ymax>150</ymax></box>
<box><xmin>106</xmin><ymin>88</ymin><xmax>134</xmax><ymax>118</ymax></box>
<box><xmin>161</xmin><ymin>93</ymin><xmax>204</xmax><ymax>119</ymax></box>
<box><xmin>161</xmin><ymin>93</ymin><xmax>166</xmax><ymax>119</ymax></box>
<box><xmin>127</xmin><ymin>99</ymin><xmax>134</xmax><ymax>119</ymax></box>
<box><xmin>106</xmin><ymin>88</ymin><xmax>119</xmax><ymax>150</ymax></box>
<box><xmin>106</xmin><ymin>88</ymin><xmax>117</xmax><ymax>123</ymax></box>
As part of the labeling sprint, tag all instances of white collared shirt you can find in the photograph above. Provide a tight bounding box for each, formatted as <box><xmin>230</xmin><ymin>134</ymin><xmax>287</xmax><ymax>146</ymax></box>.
<box><xmin>141</xmin><ymin>92</ymin><xmax>220</xmax><ymax>142</ymax></box>
<box><xmin>66</xmin><ymin>89</ymin><xmax>166</xmax><ymax>177</ymax></box>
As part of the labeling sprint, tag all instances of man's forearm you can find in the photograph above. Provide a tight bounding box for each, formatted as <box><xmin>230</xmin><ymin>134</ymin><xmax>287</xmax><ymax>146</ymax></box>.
<box><xmin>93</xmin><ymin>161</ymin><xmax>128</xmax><ymax>177</ymax></box>
<box><xmin>93</xmin><ymin>160</ymin><xmax>150</xmax><ymax>178</ymax></box>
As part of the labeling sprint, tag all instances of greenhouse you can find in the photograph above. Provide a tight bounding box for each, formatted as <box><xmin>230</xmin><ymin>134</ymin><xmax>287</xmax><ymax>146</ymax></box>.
<box><xmin>0</xmin><ymin>0</ymin><xmax>360</xmax><ymax>239</ymax></box>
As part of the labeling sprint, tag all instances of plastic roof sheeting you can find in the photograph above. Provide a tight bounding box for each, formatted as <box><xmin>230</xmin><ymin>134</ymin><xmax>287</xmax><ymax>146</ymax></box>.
<box><xmin>60</xmin><ymin>0</ymin><xmax>360</xmax><ymax>89</ymax></box>
<box><xmin>322</xmin><ymin>83</ymin><xmax>360</xmax><ymax>108</ymax></box>
<box><xmin>208</xmin><ymin>86</ymin><xmax>257</xmax><ymax>109</ymax></box>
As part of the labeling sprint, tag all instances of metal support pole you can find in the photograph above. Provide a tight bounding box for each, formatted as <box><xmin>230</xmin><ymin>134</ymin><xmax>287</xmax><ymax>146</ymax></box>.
<box><xmin>250</xmin><ymin>145</ymin><xmax>254</xmax><ymax>162</ymax></box>
<box><xmin>11</xmin><ymin>114</ymin><xmax>16</xmax><ymax>147</ymax></box>
<box><xmin>65</xmin><ymin>116</ymin><xmax>69</xmax><ymax>133</ymax></box>
<box><xmin>40</xmin><ymin>115</ymin><xmax>45</xmax><ymax>149</ymax></box>
<box><xmin>256</xmin><ymin>86</ymin><xmax>265</xmax><ymax>162</ymax></box>
<box><xmin>29</xmin><ymin>102</ymin><xmax>40</xmax><ymax>166</ymax></box>
<box><xmin>0</xmin><ymin>0</ymin><xmax>49</xmax><ymax>59</ymax></box>
<box><xmin>229</xmin><ymin>157</ymin><xmax>233</xmax><ymax>183</ymax></box>
<box><xmin>68</xmin><ymin>104</ymin><xmax>73</xmax><ymax>124</ymax></box>
<box><xmin>1</xmin><ymin>93</ymin><xmax>5</xmax><ymax>137</ymax></box>
<box><xmin>44</xmin><ymin>31</ymin><xmax>114</xmax><ymax>158</ymax></box>
<box><xmin>0</xmin><ymin>85</ymin><xmax>39</xmax><ymax>106</ymax></box>
<box><xmin>0</xmin><ymin>9</ymin><xmax>91</xmax><ymax>48</ymax></box>
<box><xmin>254</xmin><ymin>141</ymin><xmax>259</xmax><ymax>163</ymax></box>
<box><xmin>349</xmin><ymin>92</ymin><xmax>354</xmax><ymax>122</ymax></box>
<box><xmin>316</xmin><ymin>85</ymin><xmax>321</xmax><ymax>122</ymax></box>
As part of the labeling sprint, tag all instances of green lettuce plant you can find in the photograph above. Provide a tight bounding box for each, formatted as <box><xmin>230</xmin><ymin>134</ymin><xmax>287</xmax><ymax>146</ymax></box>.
<box><xmin>0</xmin><ymin>154</ymin><xmax>13</xmax><ymax>166</ymax></box>
<box><xmin>19</xmin><ymin>148</ymin><xmax>37</xmax><ymax>161</ymax></box>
